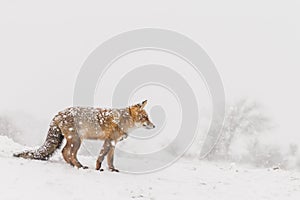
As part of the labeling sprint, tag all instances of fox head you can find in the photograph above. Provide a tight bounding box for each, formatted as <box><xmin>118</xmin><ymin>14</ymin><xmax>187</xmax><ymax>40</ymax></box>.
<box><xmin>129</xmin><ymin>100</ymin><xmax>155</xmax><ymax>129</ymax></box>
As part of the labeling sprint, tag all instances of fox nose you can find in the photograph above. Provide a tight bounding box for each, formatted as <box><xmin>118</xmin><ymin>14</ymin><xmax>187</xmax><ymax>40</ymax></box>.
<box><xmin>146</xmin><ymin>123</ymin><xmax>155</xmax><ymax>129</ymax></box>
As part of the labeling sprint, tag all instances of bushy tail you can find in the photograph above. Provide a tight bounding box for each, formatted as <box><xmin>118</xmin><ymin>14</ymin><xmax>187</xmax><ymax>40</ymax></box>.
<box><xmin>13</xmin><ymin>126</ymin><xmax>64</xmax><ymax>160</ymax></box>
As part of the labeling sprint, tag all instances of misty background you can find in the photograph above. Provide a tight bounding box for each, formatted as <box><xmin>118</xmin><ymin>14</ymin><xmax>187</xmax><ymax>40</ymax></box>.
<box><xmin>0</xmin><ymin>1</ymin><xmax>300</xmax><ymax>169</ymax></box>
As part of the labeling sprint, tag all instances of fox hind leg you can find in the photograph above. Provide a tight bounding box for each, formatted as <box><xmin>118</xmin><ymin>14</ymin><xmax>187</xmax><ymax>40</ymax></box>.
<box><xmin>62</xmin><ymin>135</ymin><xmax>87</xmax><ymax>169</ymax></box>
<box><xmin>69</xmin><ymin>135</ymin><xmax>88</xmax><ymax>169</ymax></box>
<box><xmin>62</xmin><ymin>142</ymin><xmax>72</xmax><ymax>165</ymax></box>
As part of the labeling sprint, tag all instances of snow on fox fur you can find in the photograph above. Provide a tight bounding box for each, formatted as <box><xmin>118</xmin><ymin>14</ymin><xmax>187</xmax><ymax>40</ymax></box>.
<box><xmin>14</xmin><ymin>100</ymin><xmax>155</xmax><ymax>172</ymax></box>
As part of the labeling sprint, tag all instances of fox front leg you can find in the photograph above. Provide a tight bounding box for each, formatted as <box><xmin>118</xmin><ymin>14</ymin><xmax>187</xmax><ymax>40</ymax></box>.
<box><xmin>96</xmin><ymin>139</ymin><xmax>112</xmax><ymax>171</ymax></box>
<box><xmin>107</xmin><ymin>145</ymin><xmax>119</xmax><ymax>172</ymax></box>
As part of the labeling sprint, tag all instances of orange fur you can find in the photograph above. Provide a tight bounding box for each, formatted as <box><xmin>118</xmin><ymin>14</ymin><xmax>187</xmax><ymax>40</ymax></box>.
<box><xmin>14</xmin><ymin>100</ymin><xmax>155</xmax><ymax>172</ymax></box>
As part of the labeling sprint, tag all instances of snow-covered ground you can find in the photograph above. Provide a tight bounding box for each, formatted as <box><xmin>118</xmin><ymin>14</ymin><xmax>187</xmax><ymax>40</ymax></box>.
<box><xmin>0</xmin><ymin>136</ymin><xmax>300</xmax><ymax>200</ymax></box>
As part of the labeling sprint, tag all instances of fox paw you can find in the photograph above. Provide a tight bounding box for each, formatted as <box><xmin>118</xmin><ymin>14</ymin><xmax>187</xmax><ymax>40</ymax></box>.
<box><xmin>96</xmin><ymin>166</ymin><xmax>104</xmax><ymax>171</ymax></box>
<box><xmin>109</xmin><ymin>168</ymin><xmax>119</xmax><ymax>172</ymax></box>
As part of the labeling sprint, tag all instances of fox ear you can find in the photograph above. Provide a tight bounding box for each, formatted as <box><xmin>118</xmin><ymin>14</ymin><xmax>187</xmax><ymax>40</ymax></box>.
<box><xmin>140</xmin><ymin>100</ymin><xmax>148</xmax><ymax>109</ymax></box>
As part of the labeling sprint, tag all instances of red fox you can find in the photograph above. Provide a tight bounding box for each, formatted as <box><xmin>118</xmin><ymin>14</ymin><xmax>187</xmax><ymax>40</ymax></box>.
<box><xmin>14</xmin><ymin>100</ymin><xmax>155</xmax><ymax>172</ymax></box>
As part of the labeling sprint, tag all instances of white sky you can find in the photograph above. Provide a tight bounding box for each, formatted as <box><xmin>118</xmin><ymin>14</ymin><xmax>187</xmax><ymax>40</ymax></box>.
<box><xmin>0</xmin><ymin>0</ymin><xmax>299</xmax><ymax>142</ymax></box>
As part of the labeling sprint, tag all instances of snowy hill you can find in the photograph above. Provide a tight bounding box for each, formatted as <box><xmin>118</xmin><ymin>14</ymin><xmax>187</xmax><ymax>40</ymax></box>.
<box><xmin>0</xmin><ymin>136</ymin><xmax>300</xmax><ymax>200</ymax></box>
